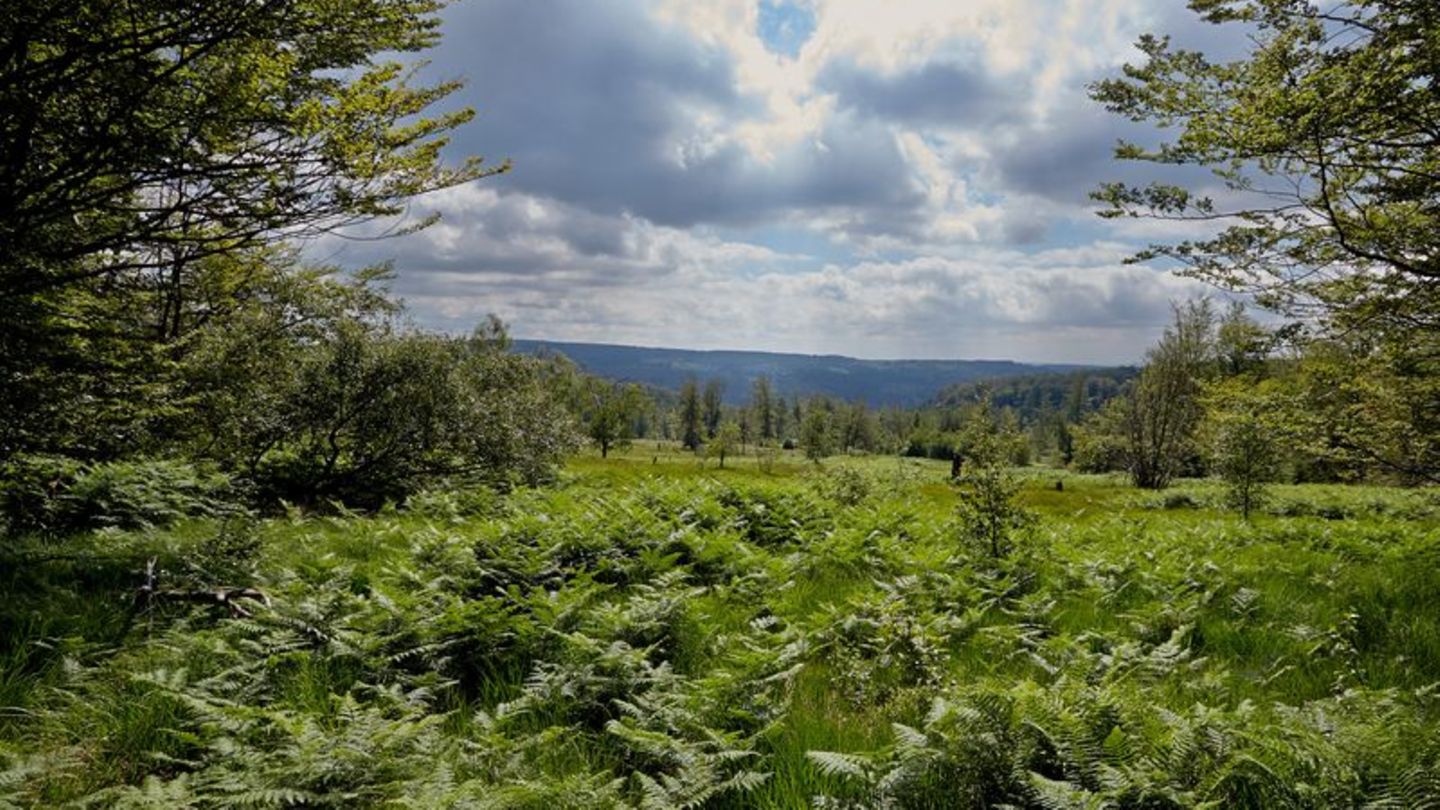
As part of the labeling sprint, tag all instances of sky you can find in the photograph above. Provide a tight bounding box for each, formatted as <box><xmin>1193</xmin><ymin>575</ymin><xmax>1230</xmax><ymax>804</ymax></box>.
<box><xmin>314</xmin><ymin>0</ymin><xmax>1246</xmax><ymax>365</ymax></box>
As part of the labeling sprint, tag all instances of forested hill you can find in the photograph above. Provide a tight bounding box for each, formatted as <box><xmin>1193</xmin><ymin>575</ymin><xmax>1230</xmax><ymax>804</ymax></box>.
<box><xmin>512</xmin><ymin>339</ymin><xmax>1088</xmax><ymax>406</ymax></box>
<box><xmin>932</xmin><ymin>367</ymin><xmax>1139</xmax><ymax>421</ymax></box>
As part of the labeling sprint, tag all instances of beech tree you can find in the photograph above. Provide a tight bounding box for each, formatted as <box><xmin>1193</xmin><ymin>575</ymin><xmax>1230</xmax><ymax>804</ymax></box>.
<box><xmin>581</xmin><ymin>380</ymin><xmax>647</xmax><ymax>459</ymax></box>
<box><xmin>1091</xmin><ymin>0</ymin><xmax>1439</xmax><ymax>335</ymax></box>
<box><xmin>0</xmin><ymin>0</ymin><xmax>495</xmax><ymax>298</ymax></box>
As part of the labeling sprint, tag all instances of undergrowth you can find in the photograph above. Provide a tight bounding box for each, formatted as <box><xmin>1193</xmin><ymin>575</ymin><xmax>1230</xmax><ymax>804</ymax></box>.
<box><xmin>2</xmin><ymin>458</ymin><xmax>1438</xmax><ymax>807</ymax></box>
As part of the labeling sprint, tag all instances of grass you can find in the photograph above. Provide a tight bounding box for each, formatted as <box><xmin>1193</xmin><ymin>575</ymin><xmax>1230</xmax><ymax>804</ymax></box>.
<box><xmin>2</xmin><ymin>444</ymin><xmax>1438</xmax><ymax>806</ymax></box>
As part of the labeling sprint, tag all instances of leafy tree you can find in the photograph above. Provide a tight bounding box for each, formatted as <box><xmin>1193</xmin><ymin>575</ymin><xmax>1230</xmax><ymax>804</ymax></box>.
<box><xmin>0</xmin><ymin>0</ymin><xmax>500</xmax><ymax>469</ymax></box>
<box><xmin>679</xmin><ymin>379</ymin><xmax>703</xmax><ymax>451</ymax></box>
<box><xmin>1091</xmin><ymin>0</ymin><xmax>1440</xmax><ymax>337</ymax></box>
<box><xmin>1215</xmin><ymin>302</ymin><xmax>1272</xmax><ymax>377</ymax></box>
<box><xmin>799</xmin><ymin>404</ymin><xmax>832</xmax><ymax>463</ymax></box>
<box><xmin>952</xmin><ymin>401</ymin><xmax>1034</xmax><ymax>558</ymax></box>
<box><xmin>1091</xmin><ymin>1</ymin><xmax>1440</xmax><ymax>486</ymax></box>
<box><xmin>837</xmin><ymin>401</ymin><xmax>875</xmax><ymax>453</ymax></box>
<box><xmin>1123</xmin><ymin>301</ymin><xmax>1216</xmax><ymax>489</ymax></box>
<box><xmin>1203</xmin><ymin>380</ymin><xmax>1289</xmax><ymax>520</ymax></box>
<box><xmin>1071</xmin><ymin>400</ymin><xmax>1131</xmax><ymax>473</ymax></box>
<box><xmin>234</xmin><ymin>320</ymin><xmax>575</xmax><ymax>507</ymax></box>
<box><xmin>1291</xmin><ymin>331</ymin><xmax>1440</xmax><ymax>484</ymax></box>
<box><xmin>0</xmin><ymin>0</ymin><xmax>495</xmax><ymax>300</ymax></box>
<box><xmin>580</xmin><ymin>381</ymin><xmax>648</xmax><ymax>458</ymax></box>
<box><xmin>707</xmin><ymin>422</ymin><xmax>742</xmax><ymax>469</ymax></box>
<box><xmin>1056</xmin><ymin>418</ymin><xmax>1076</xmax><ymax>467</ymax></box>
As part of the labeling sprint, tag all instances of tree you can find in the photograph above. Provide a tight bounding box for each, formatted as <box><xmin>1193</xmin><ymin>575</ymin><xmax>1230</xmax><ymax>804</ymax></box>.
<box><xmin>679</xmin><ymin>379</ymin><xmax>703</xmax><ymax>451</ymax></box>
<box><xmin>221</xmin><ymin>318</ymin><xmax>577</xmax><ymax>507</ymax></box>
<box><xmin>0</xmin><ymin>0</ymin><xmax>495</xmax><ymax>300</ymax></box>
<box><xmin>952</xmin><ymin>401</ymin><xmax>1034</xmax><ymax>559</ymax></box>
<box><xmin>1203</xmin><ymin>380</ymin><xmax>1288</xmax><ymax>520</ymax></box>
<box><xmin>1290</xmin><ymin>331</ymin><xmax>1440</xmax><ymax>484</ymax></box>
<box><xmin>702</xmin><ymin>379</ymin><xmax>725</xmax><ymax>439</ymax></box>
<box><xmin>581</xmin><ymin>381</ymin><xmax>647</xmax><ymax>458</ymax></box>
<box><xmin>751</xmin><ymin>376</ymin><xmax>775</xmax><ymax>444</ymax></box>
<box><xmin>1091</xmin><ymin>2</ymin><xmax>1440</xmax><ymax>486</ymax></box>
<box><xmin>0</xmin><ymin>0</ymin><xmax>499</xmax><ymax>466</ymax></box>
<box><xmin>1091</xmin><ymin>0</ymin><xmax>1440</xmax><ymax>337</ymax></box>
<box><xmin>838</xmin><ymin>401</ymin><xmax>875</xmax><ymax>453</ymax></box>
<box><xmin>1123</xmin><ymin>301</ymin><xmax>1215</xmax><ymax>489</ymax></box>
<box><xmin>799</xmin><ymin>404</ymin><xmax>832</xmax><ymax>463</ymax></box>
<box><xmin>707</xmin><ymin>422</ymin><xmax>741</xmax><ymax>469</ymax></box>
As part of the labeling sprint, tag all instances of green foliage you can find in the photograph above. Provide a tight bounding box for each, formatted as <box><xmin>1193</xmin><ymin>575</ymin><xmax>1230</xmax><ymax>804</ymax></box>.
<box><xmin>952</xmin><ymin>402</ymin><xmax>1037</xmax><ymax>558</ymax></box>
<box><xmin>0</xmin><ymin>0</ymin><xmax>495</xmax><ymax>297</ymax></box>
<box><xmin>706</xmin><ymin>422</ymin><xmax>743</xmax><ymax>469</ymax></box>
<box><xmin>801</xmin><ymin>405</ymin><xmax>834</xmax><ymax>463</ymax></box>
<box><xmin>578</xmin><ymin>381</ymin><xmax>650</xmax><ymax>459</ymax></box>
<box><xmin>0</xmin><ymin>455</ymin><xmax>238</xmax><ymax>536</ymax></box>
<box><xmin>678</xmin><ymin>380</ymin><xmax>703</xmax><ymax>452</ymax></box>
<box><xmin>1121</xmin><ymin>301</ymin><xmax>1216</xmax><ymax>490</ymax></box>
<box><xmin>1091</xmin><ymin>1</ymin><xmax>1440</xmax><ymax>334</ymax></box>
<box><xmin>1203</xmin><ymin>379</ymin><xmax>1291</xmax><ymax>520</ymax></box>
<box><xmin>3</xmin><ymin>450</ymin><xmax>1439</xmax><ymax>807</ymax></box>
<box><xmin>1091</xmin><ymin>1</ymin><xmax>1440</xmax><ymax>486</ymax></box>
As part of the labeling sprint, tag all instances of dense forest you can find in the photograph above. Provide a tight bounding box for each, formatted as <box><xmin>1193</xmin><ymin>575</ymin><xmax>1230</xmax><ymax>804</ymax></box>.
<box><xmin>2</xmin><ymin>0</ymin><xmax>1438</xmax><ymax>807</ymax></box>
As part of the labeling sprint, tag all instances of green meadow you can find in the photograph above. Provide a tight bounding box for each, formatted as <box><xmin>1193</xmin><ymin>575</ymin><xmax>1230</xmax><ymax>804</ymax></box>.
<box><xmin>4</xmin><ymin>444</ymin><xmax>1438</xmax><ymax>807</ymax></box>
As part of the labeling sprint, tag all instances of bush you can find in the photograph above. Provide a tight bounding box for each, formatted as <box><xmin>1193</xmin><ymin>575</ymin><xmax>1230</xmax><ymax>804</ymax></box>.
<box><xmin>0</xmin><ymin>455</ymin><xmax>239</xmax><ymax>536</ymax></box>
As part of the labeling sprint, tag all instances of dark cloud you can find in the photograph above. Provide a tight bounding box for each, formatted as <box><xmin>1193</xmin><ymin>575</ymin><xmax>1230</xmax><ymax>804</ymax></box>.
<box><xmin>424</xmin><ymin>0</ymin><xmax>923</xmax><ymax>231</ymax></box>
<box><xmin>819</xmin><ymin>59</ymin><xmax>1024</xmax><ymax>128</ymax></box>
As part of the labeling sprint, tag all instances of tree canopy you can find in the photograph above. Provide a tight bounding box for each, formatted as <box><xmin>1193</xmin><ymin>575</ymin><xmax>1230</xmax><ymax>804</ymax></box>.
<box><xmin>0</xmin><ymin>0</ymin><xmax>498</xmax><ymax>298</ymax></box>
<box><xmin>1091</xmin><ymin>0</ymin><xmax>1440</xmax><ymax>335</ymax></box>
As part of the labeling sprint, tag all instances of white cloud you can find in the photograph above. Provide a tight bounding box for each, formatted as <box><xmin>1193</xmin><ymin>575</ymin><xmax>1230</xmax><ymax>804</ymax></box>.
<box><xmin>317</xmin><ymin>0</ymin><xmax>1244</xmax><ymax>364</ymax></box>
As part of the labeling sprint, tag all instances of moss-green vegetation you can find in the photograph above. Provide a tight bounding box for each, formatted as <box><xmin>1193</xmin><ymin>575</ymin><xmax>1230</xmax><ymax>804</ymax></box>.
<box><xmin>3</xmin><ymin>447</ymin><xmax>1437</xmax><ymax>807</ymax></box>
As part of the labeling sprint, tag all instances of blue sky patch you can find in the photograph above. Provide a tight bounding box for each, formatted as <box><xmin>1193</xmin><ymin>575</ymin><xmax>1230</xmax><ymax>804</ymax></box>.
<box><xmin>757</xmin><ymin>0</ymin><xmax>816</xmax><ymax>58</ymax></box>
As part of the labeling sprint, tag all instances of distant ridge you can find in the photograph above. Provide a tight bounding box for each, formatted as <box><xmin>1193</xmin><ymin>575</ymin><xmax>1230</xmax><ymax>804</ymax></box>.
<box><xmin>512</xmin><ymin>339</ymin><xmax>1094</xmax><ymax>407</ymax></box>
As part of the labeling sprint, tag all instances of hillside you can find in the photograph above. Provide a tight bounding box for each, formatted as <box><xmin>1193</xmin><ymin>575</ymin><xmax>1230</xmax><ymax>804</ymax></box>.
<box><xmin>513</xmin><ymin>339</ymin><xmax>1090</xmax><ymax>406</ymax></box>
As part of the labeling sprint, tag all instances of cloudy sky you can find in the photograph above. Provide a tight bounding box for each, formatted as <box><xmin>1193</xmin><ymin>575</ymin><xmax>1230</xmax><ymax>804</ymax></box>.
<box><xmin>315</xmin><ymin>0</ymin><xmax>1244</xmax><ymax>364</ymax></box>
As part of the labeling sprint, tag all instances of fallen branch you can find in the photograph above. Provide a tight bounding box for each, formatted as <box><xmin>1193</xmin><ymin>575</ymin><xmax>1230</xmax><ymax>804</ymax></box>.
<box><xmin>135</xmin><ymin>557</ymin><xmax>271</xmax><ymax>618</ymax></box>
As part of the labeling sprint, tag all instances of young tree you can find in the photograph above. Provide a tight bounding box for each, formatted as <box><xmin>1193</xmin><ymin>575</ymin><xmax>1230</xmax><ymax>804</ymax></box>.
<box><xmin>702</xmin><ymin>379</ymin><xmax>725</xmax><ymax>439</ymax></box>
<box><xmin>707</xmin><ymin>421</ymin><xmax>742</xmax><ymax>469</ymax></box>
<box><xmin>679</xmin><ymin>379</ymin><xmax>704</xmax><ymax>451</ymax></box>
<box><xmin>774</xmin><ymin>395</ymin><xmax>790</xmax><ymax>445</ymax></box>
<box><xmin>1203</xmin><ymin>379</ymin><xmax>1295</xmax><ymax>520</ymax></box>
<box><xmin>953</xmin><ymin>401</ymin><xmax>1034</xmax><ymax>559</ymax></box>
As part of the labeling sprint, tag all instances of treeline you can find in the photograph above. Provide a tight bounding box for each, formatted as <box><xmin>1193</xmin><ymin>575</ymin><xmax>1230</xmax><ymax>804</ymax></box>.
<box><xmin>1070</xmin><ymin>301</ymin><xmax>1438</xmax><ymax>494</ymax></box>
<box><xmin>556</xmin><ymin>365</ymin><xmax>1134</xmax><ymax>467</ymax></box>
<box><xmin>555</xmin><ymin>295</ymin><xmax>1437</xmax><ymax>502</ymax></box>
